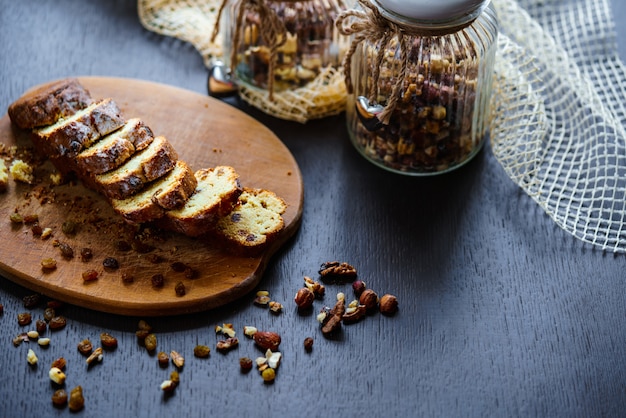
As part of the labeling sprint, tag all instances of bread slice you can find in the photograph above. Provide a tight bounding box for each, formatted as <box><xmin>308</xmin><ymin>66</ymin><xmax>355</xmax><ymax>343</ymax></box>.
<box><xmin>0</xmin><ymin>159</ymin><xmax>8</xmax><ymax>192</ymax></box>
<box><xmin>32</xmin><ymin>98</ymin><xmax>124</xmax><ymax>157</ymax></box>
<box><xmin>214</xmin><ymin>188</ymin><xmax>287</xmax><ymax>255</ymax></box>
<box><xmin>92</xmin><ymin>135</ymin><xmax>177</xmax><ymax>200</ymax></box>
<box><xmin>158</xmin><ymin>166</ymin><xmax>242</xmax><ymax>237</ymax></box>
<box><xmin>75</xmin><ymin>118</ymin><xmax>154</xmax><ymax>175</ymax></box>
<box><xmin>8</xmin><ymin>78</ymin><xmax>93</xmax><ymax>129</ymax></box>
<box><xmin>110</xmin><ymin>160</ymin><xmax>197</xmax><ymax>224</ymax></box>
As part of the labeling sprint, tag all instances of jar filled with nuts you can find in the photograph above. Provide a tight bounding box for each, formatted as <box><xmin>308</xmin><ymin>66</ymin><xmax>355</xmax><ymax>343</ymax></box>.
<box><xmin>212</xmin><ymin>0</ymin><xmax>351</xmax><ymax>120</ymax></box>
<box><xmin>337</xmin><ymin>0</ymin><xmax>498</xmax><ymax>175</ymax></box>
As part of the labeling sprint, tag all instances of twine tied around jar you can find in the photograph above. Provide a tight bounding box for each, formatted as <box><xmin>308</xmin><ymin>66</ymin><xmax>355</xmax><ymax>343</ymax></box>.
<box><xmin>336</xmin><ymin>0</ymin><xmax>409</xmax><ymax>125</ymax></box>
<box><xmin>211</xmin><ymin>0</ymin><xmax>288</xmax><ymax>100</ymax></box>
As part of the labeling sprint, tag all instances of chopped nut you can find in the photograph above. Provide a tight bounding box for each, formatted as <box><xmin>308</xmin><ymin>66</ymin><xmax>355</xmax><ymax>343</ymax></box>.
<box><xmin>41</xmin><ymin>227</ymin><xmax>53</xmax><ymax>240</ymax></box>
<box><xmin>318</xmin><ymin>261</ymin><xmax>357</xmax><ymax>281</ymax></box>
<box><xmin>215</xmin><ymin>323</ymin><xmax>236</xmax><ymax>338</ymax></box>
<box><xmin>266</xmin><ymin>350</ymin><xmax>282</xmax><ymax>369</ymax></box>
<box><xmin>161</xmin><ymin>371</ymin><xmax>179</xmax><ymax>392</ymax></box>
<box><xmin>342</xmin><ymin>304</ymin><xmax>367</xmax><ymax>324</ymax></box>
<box><xmin>51</xmin><ymin>357</ymin><xmax>66</xmax><ymax>370</ymax></box>
<box><xmin>359</xmin><ymin>289</ymin><xmax>379</xmax><ymax>312</ymax></box>
<box><xmin>77</xmin><ymin>339</ymin><xmax>93</xmax><ymax>356</ymax></box>
<box><xmin>268</xmin><ymin>301</ymin><xmax>283</xmax><ymax>313</ymax></box>
<box><xmin>216</xmin><ymin>337</ymin><xmax>239</xmax><ymax>353</ymax></box>
<box><xmin>51</xmin><ymin>389</ymin><xmax>68</xmax><ymax>408</ymax></box>
<box><xmin>13</xmin><ymin>332</ymin><xmax>28</xmax><ymax>346</ymax></box>
<box><xmin>193</xmin><ymin>345</ymin><xmax>211</xmax><ymax>358</ymax></box>
<box><xmin>49</xmin><ymin>367</ymin><xmax>66</xmax><ymax>384</ymax></box>
<box><xmin>303</xmin><ymin>337</ymin><xmax>314</xmax><ymax>352</ymax></box>
<box><xmin>243</xmin><ymin>326</ymin><xmax>257</xmax><ymax>337</ymax></box>
<box><xmin>68</xmin><ymin>386</ymin><xmax>84</xmax><ymax>412</ymax></box>
<box><xmin>294</xmin><ymin>287</ymin><xmax>314</xmax><ymax>309</ymax></box>
<box><xmin>85</xmin><ymin>347</ymin><xmax>103</xmax><ymax>365</ymax></box>
<box><xmin>321</xmin><ymin>313</ymin><xmax>342</xmax><ymax>336</ymax></box>
<box><xmin>100</xmin><ymin>332</ymin><xmax>118</xmax><ymax>349</ymax></box>
<box><xmin>253</xmin><ymin>290</ymin><xmax>271</xmax><ymax>306</ymax></box>
<box><xmin>379</xmin><ymin>294</ymin><xmax>399</xmax><ymax>315</ymax></box>
<box><xmin>27</xmin><ymin>348</ymin><xmax>38</xmax><ymax>365</ymax></box>
<box><xmin>27</xmin><ymin>330</ymin><xmax>39</xmax><ymax>339</ymax></box>
<box><xmin>38</xmin><ymin>337</ymin><xmax>51</xmax><ymax>346</ymax></box>
<box><xmin>253</xmin><ymin>331</ymin><xmax>281</xmax><ymax>351</ymax></box>
<box><xmin>170</xmin><ymin>350</ymin><xmax>184</xmax><ymax>369</ymax></box>
<box><xmin>304</xmin><ymin>276</ymin><xmax>326</xmax><ymax>297</ymax></box>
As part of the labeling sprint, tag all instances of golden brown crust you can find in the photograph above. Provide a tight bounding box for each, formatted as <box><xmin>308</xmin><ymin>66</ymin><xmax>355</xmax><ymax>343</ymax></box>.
<box><xmin>151</xmin><ymin>160</ymin><xmax>197</xmax><ymax>210</ymax></box>
<box><xmin>8</xmin><ymin>78</ymin><xmax>93</xmax><ymax>129</ymax></box>
<box><xmin>75</xmin><ymin>118</ymin><xmax>154</xmax><ymax>175</ymax></box>
<box><xmin>33</xmin><ymin>98</ymin><xmax>125</xmax><ymax>158</ymax></box>
<box><xmin>93</xmin><ymin>136</ymin><xmax>177</xmax><ymax>200</ymax></box>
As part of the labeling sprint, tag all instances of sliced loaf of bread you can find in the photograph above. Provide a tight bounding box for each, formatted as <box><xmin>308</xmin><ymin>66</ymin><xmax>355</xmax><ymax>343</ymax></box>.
<box><xmin>92</xmin><ymin>135</ymin><xmax>177</xmax><ymax>200</ymax></box>
<box><xmin>8</xmin><ymin>78</ymin><xmax>93</xmax><ymax>129</ymax></box>
<box><xmin>110</xmin><ymin>160</ymin><xmax>197</xmax><ymax>224</ymax></box>
<box><xmin>75</xmin><ymin>118</ymin><xmax>154</xmax><ymax>175</ymax></box>
<box><xmin>158</xmin><ymin>166</ymin><xmax>242</xmax><ymax>237</ymax></box>
<box><xmin>32</xmin><ymin>98</ymin><xmax>125</xmax><ymax>157</ymax></box>
<box><xmin>214</xmin><ymin>188</ymin><xmax>287</xmax><ymax>255</ymax></box>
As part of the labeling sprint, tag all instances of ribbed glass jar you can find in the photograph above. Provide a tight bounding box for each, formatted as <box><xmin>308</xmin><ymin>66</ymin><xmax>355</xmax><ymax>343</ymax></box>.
<box><xmin>343</xmin><ymin>0</ymin><xmax>498</xmax><ymax>175</ymax></box>
<box><xmin>220</xmin><ymin>0</ymin><xmax>349</xmax><ymax>94</ymax></box>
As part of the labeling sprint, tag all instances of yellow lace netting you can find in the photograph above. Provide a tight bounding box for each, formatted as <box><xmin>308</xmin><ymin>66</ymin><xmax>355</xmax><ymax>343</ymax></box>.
<box><xmin>138</xmin><ymin>0</ymin><xmax>626</xmax><ymax>252</ymax></box>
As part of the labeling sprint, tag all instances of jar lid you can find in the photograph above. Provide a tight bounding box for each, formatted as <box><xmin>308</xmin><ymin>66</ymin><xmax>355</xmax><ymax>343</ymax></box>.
<box><xmin>375</xmin><ymin>0</ymin><xmax>488</xmax><ymax>22</ymax></box>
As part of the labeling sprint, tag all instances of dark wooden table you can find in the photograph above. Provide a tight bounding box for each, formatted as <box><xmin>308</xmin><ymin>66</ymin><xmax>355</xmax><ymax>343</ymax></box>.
<box><xmin>1</xmin><ymin>1</ymin><xmax>625</xmax><ymax>416</ymax></box>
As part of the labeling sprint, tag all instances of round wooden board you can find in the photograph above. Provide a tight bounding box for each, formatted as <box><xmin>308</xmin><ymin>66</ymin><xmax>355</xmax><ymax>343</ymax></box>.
<box><xmin>0</xmin><ymin>77</ymin><xmax>303</xmax><ymax>316</ymax></box>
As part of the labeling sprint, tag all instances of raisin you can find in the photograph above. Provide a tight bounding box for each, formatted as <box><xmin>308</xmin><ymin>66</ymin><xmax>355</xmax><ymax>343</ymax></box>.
<box><xmin>82</xmin><ymin>269</ymin><xmax>98</xmax><ymax>282</ymax></box>
<box><xmin>58</xmin><ymin>242</ymin><xmax>74</xmax><ymax>259</ymax></box>
<box><xmin>49</xmin><ymin>316</ymin><xmax>67</xmax><ymax>330</ymax></box>
<box><xmin>80</xmin><ymin>248</ymin><xmax>93</xmax><ymax>262</ymax></box>
<box><xmin>77</xmin><ymin>339</ymin><xmax>93</xmax><ymax>356</ymax></box>
<box><xmin>175</xmin><ymin>282</ymin><xmax>186</xmax><ymax>296</ymax></box>
<box><xmin>151</xmin><ymin>274</ymin><xmax>164</xmax><ymax>288</ymax></box>
<box><xmin>100</xmin><ymin>332</ymin><xmax>118</xmax><ymax>349</ymax></box>
<box><xmin>51</xmin><ymin>389</ymin><xmax>68</xmax><ymax>408</ymax></box>
<box><xmin>43</xmin><ymin>307</ymin><xmax>55</xmax><ymax>322</ymax></box>
<box><xmin>36</xmin><ymin>319</ymin><xmax>47</xmax><ymax>334</ymax></box>
<box><xmin>102</xmin><ymin>257</ymin><xmax>119</xmax><ymax>270</ymax></box>
<box><xmin>17</xmin><ymin>312</ymin><xmax>32</xmax><ymax>326</ymax></box>
<box><xmin>22</xmin><ymin>294</ymin><xmax>41</xmax><ymax>309</ymax></box>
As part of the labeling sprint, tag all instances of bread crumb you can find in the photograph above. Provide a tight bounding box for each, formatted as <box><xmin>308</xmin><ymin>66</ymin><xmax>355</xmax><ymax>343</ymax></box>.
<box><xmin>50</xmin><ymin>172</ymin><xmax>63</xmax><ymax>186</ymax></box>
<box><xmin>0</xmin><ymin>159</ymin><xmax>8</xmax><ymax>192</ymax></box>
<box><xmin>10</xmin><ymin>159</ymin><xmax>34</xmax><ymax>184</ymax></box>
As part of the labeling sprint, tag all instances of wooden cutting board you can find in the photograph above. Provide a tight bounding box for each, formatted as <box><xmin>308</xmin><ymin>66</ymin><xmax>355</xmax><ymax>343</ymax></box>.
<box><xmin>0</xmin><ymin>77</ymin><xmax>303</xmax><ymax>316</ymax></box>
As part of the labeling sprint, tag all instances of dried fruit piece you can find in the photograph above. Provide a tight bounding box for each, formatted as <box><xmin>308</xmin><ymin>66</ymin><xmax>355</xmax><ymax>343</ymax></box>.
<box><xmin>68</xmin><ymin>386</ymin><xmax>84</xmax><ymax>412</ymax></box>
<box><xmin>194</xmin><ymin>345</ymin><xmax>211</xmax><ymax>358</ymax></box>
<box><xmin>17</xmin><ymin>312</ymin><xmax>32</xmax><ymax>326</ymax></box>
<box><xmin>157</xmin><ymin>351</ymin><xmax>169</xmax><ymax>367</ymax></box>
<box><xmin>151</xmin><ymin>274</ymin><xmax>164</xmax><ymax>288</ymax></box>
<box><xmin>174</xmin><ymin>281</ymin><xmax>186</xmax><ymax>296</ymax></box>
<box><xmin>82</xmin><ymin>269</ymin><xmax>98</xmax><ymax>282</ymax></box>
<box><xmin>77</xmin><ymin>339</ymin><xmax>93</xmax><ymax>356</ymax></box>
<box><xmin>144</xmin><ymin>333</ymin><xmax>157</xmax><ymax>352</ymax></box>
<box><xmin>48</xmin><ymin>316</ymin><xmax>67</xmax><ymax>330</ymax></box>
<box><xmin>51</xmin><ymin>389</ymin><xmax>68</xmax><ymax>408</ymax></box>
<box><xmin>23</xmin><ymin>294</ymin><xmax>41</xmax><ymax>309</ymax></box>
<box><xmin>303</xmin><ymin>337</ymin><xmax>314</xmax><ymax>352</ymax></box>
<box><xmin>100</xmin><ymin>332</ymin><xmax>118</xmax><ymax>349</ymax></box>
<box><xmin>253</xmin><ymin>331</ymin><xmax>281</xmax><ymax>351</ymax></box>
<box><xmin>261</xmin><ymin>367</ymin><xmax>275</xmax><ymax>383</ymax></box>
<box><xmin>57</xmin><ymin>242</ymin><xmax>74</xmax><ymax>259</ymax></box>
<box><xmin>102</xmin><ymin>257</ymin><xmax>119</xmax><ymax>270</ymax></box>
<box><xmin>239</xmin><ymin>357</ymin><xmax>253</xmax><ymax>371</ymax></box>
<box><xmin>41</xmin><ymin>258</ymin><xmax>57</xmax><ymax>270</ymax></box>
<box><xmin>36</xmin><ymin>319</ymin><xmax>47</xmax><ymax>334</ymax></box>
<box><xmin>80</xmin><ymin>248</ymin><xmax>93</xmax><ymax>262</ymax></box>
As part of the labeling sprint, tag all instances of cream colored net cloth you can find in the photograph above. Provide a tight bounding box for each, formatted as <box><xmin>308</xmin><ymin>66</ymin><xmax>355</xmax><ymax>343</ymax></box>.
<box><xmin>138</xmin><ymin>0</ymin><xmax>626</xmax><ymax>252</ymax></box>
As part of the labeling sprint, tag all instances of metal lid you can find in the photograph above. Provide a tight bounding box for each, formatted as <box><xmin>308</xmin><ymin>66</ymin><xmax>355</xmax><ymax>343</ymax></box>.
<box><xmin>375</xmin><ymin>0</ymin><xmax>488</xmax><ymax>22</ymax></box>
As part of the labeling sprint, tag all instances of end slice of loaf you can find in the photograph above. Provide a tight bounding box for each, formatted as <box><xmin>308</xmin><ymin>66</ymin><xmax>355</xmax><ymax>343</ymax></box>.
<box><xmin>158</xmin><ymin>166</ymin><xmax>242</xmax><ymax>237</ymax></box>
<box><xmin>75</xmin><ymin>118</ymin><xmax>154</xmax><ymax>175</ymax></box>
<box><xmin>92</xmin><ymin>135</ymin><xmax>177</xmax><ymax>200</ymax></box>
<box><xmin>32</xmin><ymin>98</ymin><xmax>125</xmax><ymax>157</ymax></box>
<box><xmin>111</xmin><ymin>160</ymin><xmax>197</xmax><ymax>224</ymax></box>
<box><xmin>213</xmin><ymin>188</ymin><xmax>287</xmax><ymax>255</ymax></box>
<box><xmin>8</xmin><ymin>78</ymin><xmax>93</xmax><ymax>129</ymax></box>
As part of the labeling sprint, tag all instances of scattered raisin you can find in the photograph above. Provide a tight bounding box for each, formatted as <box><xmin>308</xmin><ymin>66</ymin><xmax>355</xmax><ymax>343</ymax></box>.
<box><xmin>58</xmin><ymin>242</ymin><xmax>74</xmax><ymax>259</ymax></box>
<box><xmin>51</xmin><ymin>357</ymin><xmax>67</xmax><ymax>370</ymax></box>
<box><xmin>239</xmin><ymin>357</ymin><xmax>253</xmax><ymax>372</ymax></box>
<box><xmin>41</xmin><ymin>258</ymin><xmax>57</xmax><ymax>270</ymax></box>
<box><xmin>170</xmin><ymin>262</ymin><xmax>187</xmax><ymax>272</ymax></box>
<box><xmin>61</xmin><ymin>220</ymin><xmax>77</xmax><ymax>236</ymax></box>
<box><xmin>77</xmin><ymin>339</ymin><xmax>93</xmax><ymax>356</ymax></box>
<box><xmin>82</xmin><ymin>269</ymin><xmax>99</xmax><ymax>282</ymax></box>
<box><xmin>102</xmin><ymin>257</ymin><xmax>119</xmax><ymax>270</ymax></box>
<box><xmin>22</xmin><ymin>294</ymin><xmax>41</xmax><ymax>309</ymax></box>
<box><xmin>23</xmin><ymin>214</ymin><xmax>39</xmax><ymax>224</ymax></box>
<box><xmin>10</xmin><ymin>212</ymin><xmax>23</xmax><ymax>223</ymax></box>
<box><xmin>80</xmin><ymin>248</ymin><xmax>93</xmax><ymax>262</ymax></box>
<box><xmin>36</xmin><ymin>319</ymin><xmax>47</xmax><ymax>334</ymax></box>
<box><xmin>121</xmin><ymin>272</ymin><xmax>134</xmax><ymax>283</ymax></box>
<box><xmin>144</xmin><ymin>333</ymin><xmax>157</xmax><ymax>352</ymax></box>
<box><xmin>193</xmin><ymin>345</ymin><xmax>211</xmax><ymax>358</ymax></box>
<box><xmin>43</xmin><ymin>307</ymin><xmax>56</xmax><ymax>322</ymax></box>
<box><xmin>31</xmin><ymin>223</ymin><xmax>43</xmax><ymax>236</ymax></box>
<box><xmin>100</xmin><ymin>332</ymin><xmax>118</xmax><ymax>349</ymax></box>
<box><xmin>184</xmin><ymin>267</ymin><xmax>197</xmax><ymax>279</ymax></box>
<box><xmin>51</xmin><ymin>389</ymin><xmax>68</xmax><ymax>408</ymax></box>
<box><xmin>17</xmin><ymin>312</ymin><xmax>32</xmax><ymax>326</ymax></box>
<box><xmin>68</xmin><ymin>386</ymin><xmax>84</xmax><ymax>412</ymax></box>
<box><xmin>157</xmin><ymin>351</ymin><xmax>169</xmax><ymax>367</ymax></box>
<box><xmin>48</xmin><ymin>316</ymin><xmax>67</xmax><ymax>330</ymax></box>
<box><xmin>151</xmin><ymin>274</ymin><xmax>164</xmax><ymax>288</ymax></box>
<box><xmin>304</xmin><ymin>337</ymin><xmax>314</xmax><ymax>352</ymax></box>
<box><xmin>175</xmin><ymin>281</ymin><xmax>186</xmax><ymax>296</ymax></box>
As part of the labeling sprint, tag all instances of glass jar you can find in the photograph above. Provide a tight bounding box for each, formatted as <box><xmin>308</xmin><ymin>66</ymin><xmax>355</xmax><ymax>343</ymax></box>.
<box><xmin>216</xmin><ymin>0</ymin><xmax>350</xmax><ymax>120</ymax></box>
<box><xmin>339</xmin><ymin>0</ymin><xmax>498</xmax><ymax>175</ymax></box>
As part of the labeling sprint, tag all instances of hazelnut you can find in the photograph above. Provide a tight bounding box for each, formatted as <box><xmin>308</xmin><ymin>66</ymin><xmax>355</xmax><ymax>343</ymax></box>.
<box><xmin>379</xmin><ymin>294</ymin><xmax>398</xmax><ymax>315</ymax></box>
<box><xmin>253</xmin><ymin>331</ymin><xmax>281</xmax><ymax>351</ymax></box>
<box><xmin>359</xmin><ymin>289</ymin><xmax>379</xmax><ymax>312</ymax></box>
<box><xmin>294</xmin><ymin>287</ymin><xmax>315</xmax><ymax>309</ymax></box>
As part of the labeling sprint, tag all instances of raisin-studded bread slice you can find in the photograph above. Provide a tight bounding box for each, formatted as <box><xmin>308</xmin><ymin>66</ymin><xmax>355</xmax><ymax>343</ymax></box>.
<box><xmin>92</xmin><ymin>135</ymin><xmax>177</xmax><ymax>200</ymax></box>
<box><xmin>75</xmin><ymin>118</ymin><xmax>154</xmax><ymax>175</ymax></box>
<box><xmin>158</xmin><ymin>166</ymin><xmax>242</xmax><ymax>237</ymax></box>
<box><xmin>32</xmin><ymin>98</ymin><xmax>124</xmax><ymax>158</ymax></box>
<box><xmin>213</xmin><ymin>188</ymin><xmax>287</xmax><ymax>255</ymax></box>
<box><xmin>8</xmin><ymin>78</ymin><xmax>93</xmax><ymax>129</ymax></box>
<box><xmin>110</xmin><ymin>160</ymin><xmax>197</xmax><ymax>224</ymax></box>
